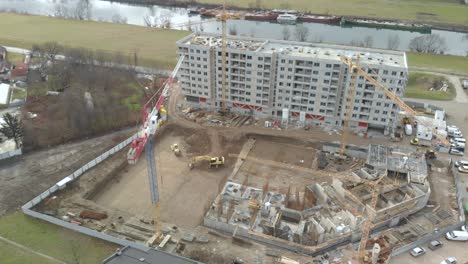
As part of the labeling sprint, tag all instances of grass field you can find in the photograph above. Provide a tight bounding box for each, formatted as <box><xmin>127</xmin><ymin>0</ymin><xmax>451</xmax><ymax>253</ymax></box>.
<box><xmin>0</xmin><ymin>13</ymin><xmax>189</xmax><ymax>69</ymax></box>
<box><xmin>197</xmin><ymin>0</ymin><xmax>468</xmax><ymax>26</ymax></box>
<box><xmin>2</xmin><ymin>13</ymin><xmax>468</xmax><ymax>75</ymax></box>
<box><xmin>0</xmin><ymin>240</ymin><xmax>55</xmax><ymax>264</ymax></box>
<box><xmin>0</xmin><ymin>212</ymin><xmax>116</xmax><ymax>263</ymax></box>
<box><xmin>407</xmin><ymin>52</ymin><xmax>468</xmax><ymax>76</ymax></box>
<box><xmin>404</xmin><ymin>72</ymin><xmax>455</xmax><ymax>101</ymax></box>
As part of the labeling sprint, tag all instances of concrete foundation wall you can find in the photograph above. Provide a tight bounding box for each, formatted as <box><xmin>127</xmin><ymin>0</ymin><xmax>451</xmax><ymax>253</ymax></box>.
<box><xmin>322</xmin><ymin>142</ymin><xmax>368</xmax><ymax>159</ymax></box>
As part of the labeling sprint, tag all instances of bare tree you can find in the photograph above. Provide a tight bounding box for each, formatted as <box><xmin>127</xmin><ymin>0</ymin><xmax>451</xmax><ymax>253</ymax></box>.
<box><xmin>228</xmin><ymin>25</ymin><xmax>238</xmax><ymax>35</ymax></box>
<box><xmin>143</xmin><ymin>14</ymin><xmax>155</xmax><ymax>27</ymax></box>
<box><xmin>294</xmin><ymin>25</ymin><xmax>309</xmax><ymax>42</ymax></box>
<box><xmin>159</xmin><ymin>11</ymin><xmax>173</xmax><ymax>29</ymax></box>
<box><xmin>112</xmin><ymin>13</ymin><xmax>127</xmax><ymax>24</ymax></box>
<box><xmin>409</xmin><ymin>34</ymin><xmax>447</xmax><ymax>54</ymax></box>
<box><xmin>54</xmin><ymin>2</ymin><xmax>70</xmax><ymax>18</ymax></box>
<box><xmin>0</xmin><ymin>113</ymin><xmax>23</xmax><ymax>148</ymax></box>
<box><xmin>186</xmin><ymin>19</ymin><xmax>193</xmax><ymax>31</ymax></box>
<box><xmin>133</xmin><ymin>50</ymin><xmax>139</xmax><ymax>67</ymax></box>
<box><xmin>74</xmin><ymin>0</ymin><xmax>92</xmax><ymax>20</ymax></box>
<box><xmin>95</xmin><ymin>50</ymin><xmax>107</xmax><ymax>67</ymax></box>
<box><xmin>42</xmin><ymin>41</ymin><xmax>63</xmax><ymax>64</ymax></box>
<box><xmin>387</xmin><ymin>34</ymin><xmax>400</xmax><ymax>50</ymax></box>
<box><xmin>282</xmin><ymin>26</ymin><xmax>291</xmax><ymax>40</ymax></box>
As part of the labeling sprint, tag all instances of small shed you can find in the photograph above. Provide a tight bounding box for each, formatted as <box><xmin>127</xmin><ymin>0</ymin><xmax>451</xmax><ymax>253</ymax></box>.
<box><xmin>0</xmin><ymin>83</ymin><xmax>10</xmax><ymax>104</ymax></box>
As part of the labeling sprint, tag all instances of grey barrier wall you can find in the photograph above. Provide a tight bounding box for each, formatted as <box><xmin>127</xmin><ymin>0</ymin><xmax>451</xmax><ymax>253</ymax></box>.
<box><xmin>20</xmin><ymin>134</ymin><xmax>152</xmax><ymax>251</ymax></box>
<box><xmin>0</xmin><ymin>148</ymin><xmax>22</xmax><ymax>160</ymax></box>
<box><xmin>204</xmin><ymin>217</ymin><xmax>351</xmax><ymax>256</ymax></box>
<box><xmin>390</xmin><ymin>161</ymin><xmax>466</xmax><ymax>257</ymax></box>
<box><xmin>322</xmin><ymin>142</ymin><xmax>368</xmax><ymax>159</ymax></box>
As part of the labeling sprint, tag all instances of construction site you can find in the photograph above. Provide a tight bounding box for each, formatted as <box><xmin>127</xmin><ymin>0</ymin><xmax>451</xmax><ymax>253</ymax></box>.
<box><xmin>26</xmin><ymin>88</ymin><xmax>462</xmax><ymax>263</ymax></box>
<box><xmin>19</xmin><ymin>6</ymin><xmax>466</xmax><ymax>264</ymax></box>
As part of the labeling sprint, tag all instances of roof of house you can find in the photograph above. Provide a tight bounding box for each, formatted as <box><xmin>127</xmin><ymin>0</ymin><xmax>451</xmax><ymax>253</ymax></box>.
<box><xmin>101</xmin><ymin>246</ymin><xmax>202</xmax><ymax>264</ymax></box>
<box><xmin>10</xmin><ymin>62</ymin><xmax>28</xmax><ymax>78</ymax></box>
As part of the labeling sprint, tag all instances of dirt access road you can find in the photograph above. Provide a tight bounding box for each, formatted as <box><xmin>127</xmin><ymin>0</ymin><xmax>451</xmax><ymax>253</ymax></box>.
<box><xmin>0</xmin><ymin>128</ymin><xmax>134</xmax><ymax>216</ymax></box>
<box><xmin>412</xmin><ymin>70</ymin><xmax>468</xmax><ymax>103</ymax></box>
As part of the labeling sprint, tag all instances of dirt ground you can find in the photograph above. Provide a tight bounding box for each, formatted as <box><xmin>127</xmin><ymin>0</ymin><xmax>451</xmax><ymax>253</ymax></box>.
<box><xmin>93</xmin><ymin>124</ymin><xmax>244</xmax><ymax>228</ymax></box>
<box><xmin>0</xmin><ymin>127</ymin><xmax>134</xmax><ymax>216</ymax></box>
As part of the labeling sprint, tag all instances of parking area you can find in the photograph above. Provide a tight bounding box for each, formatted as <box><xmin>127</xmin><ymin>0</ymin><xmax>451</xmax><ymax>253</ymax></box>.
<box><xmin>391</xmin><ymin>238</ymin><xmax>468</xmax><ymax>264</ymax></box>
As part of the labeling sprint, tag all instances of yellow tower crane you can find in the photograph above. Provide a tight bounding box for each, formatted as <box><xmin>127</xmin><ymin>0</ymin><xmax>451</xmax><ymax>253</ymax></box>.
<box><xmin>340</xmin><ymin>56</ymin><xmax>449</xmax><ymax>146</ymax></box>
<box><xmin>340</xmin><ymin>55</ymin><xmax>360</xmax><ymax>155</ymax></box>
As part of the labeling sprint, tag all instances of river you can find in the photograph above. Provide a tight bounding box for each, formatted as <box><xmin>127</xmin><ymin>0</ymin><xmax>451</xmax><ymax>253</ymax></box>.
<box><xmin>1</xmin><ymin>0</ymin><xmax>468</xmax><ymax>56</ymax></box>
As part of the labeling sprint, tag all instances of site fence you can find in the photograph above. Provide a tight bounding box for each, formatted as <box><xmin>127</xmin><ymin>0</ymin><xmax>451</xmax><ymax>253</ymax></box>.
<box><xmin>0</xmin><ymin>148</ymin><xmax>22</xmax><ymax>160</ymax></box>
<box><xmin>21</xmin><ymin>133</ymin><xmax>152</xmax><ymax>251</ymax></box>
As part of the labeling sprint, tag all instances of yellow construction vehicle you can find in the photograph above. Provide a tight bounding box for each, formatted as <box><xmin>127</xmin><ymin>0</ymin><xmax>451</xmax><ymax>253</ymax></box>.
<box><xmin>170</xmin><ymin>144</ymin><xmax>181</xmax><ymax>156</ymax></box>
<box><xmin>188</xmin><ymin>156</ymin><xmax>225</xmax><ymax>169</ymax></box>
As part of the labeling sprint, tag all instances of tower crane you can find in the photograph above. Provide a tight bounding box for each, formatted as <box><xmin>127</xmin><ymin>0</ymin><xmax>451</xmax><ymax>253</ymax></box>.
<box><xmin>172</xmin><ymin>0</ymin><xmax>233</xmax><ymax>113</ymax></box>
<box><xmin>126</xmin><ymin>55</ymin><xmax>185</xmax><ymax>244</ymax></box>
<box><xmin>338</xmin><ymin>55</ymin><xmax>449</xmax><ymax>155</ymax></box>
<box><xmin>339</xmin><ymin>55</ymin><xmax>360</xmax><ymax>155</ymax></box>
<box><xmin>124</xmin><ymin>1</ymin><xmax>234</xmax><ymax>245</ymax></box>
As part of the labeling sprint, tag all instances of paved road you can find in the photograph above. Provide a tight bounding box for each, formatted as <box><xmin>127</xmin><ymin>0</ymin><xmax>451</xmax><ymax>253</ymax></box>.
<box><xmin>390</xmin><ymin>238</ymin><xmax>468</xmax><ymax>264</ymax></box>
<box><xmin>0</xmin><ymin>235</ymin><xmax>66</xmax><ymax>264</ymax></box>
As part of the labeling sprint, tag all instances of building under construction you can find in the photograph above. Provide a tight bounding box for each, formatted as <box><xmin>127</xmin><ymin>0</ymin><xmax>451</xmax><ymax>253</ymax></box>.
<box><xmin>204</xmin><ymin>144</ymin><xmax>430</xmax><ymax>258</ymax></box>
<box><xmin>176</xmin><ymin>33</ymin><xmax>409</xmax><ymax>133</ymax></box>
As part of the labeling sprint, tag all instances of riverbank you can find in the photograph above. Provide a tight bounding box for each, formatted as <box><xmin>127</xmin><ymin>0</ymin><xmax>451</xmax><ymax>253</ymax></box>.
<box><xmin>1</xmin><ymin>13</ymin><xmax>468</xmax><ymax>75</ymax></box>
<box><xmin>0</xmin><ymin>13</ymin><xmax>189</xmax><ymax>69</ymax></box>
<box><xmin>105</xmin><ymin>0</ymin><xmax>468</xmax><ymax>31</ymax></box>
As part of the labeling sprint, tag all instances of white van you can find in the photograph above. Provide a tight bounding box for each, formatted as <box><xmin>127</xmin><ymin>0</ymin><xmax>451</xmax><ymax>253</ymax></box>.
<box><xmin>454</xmin><ymin>138</ymin><xmax>466</xmax><ymax>143</ymax></box>
<box><xmin>445</xmin><ymin>230</ymin><xmax>468</xmax><ymax>241</ymax></box>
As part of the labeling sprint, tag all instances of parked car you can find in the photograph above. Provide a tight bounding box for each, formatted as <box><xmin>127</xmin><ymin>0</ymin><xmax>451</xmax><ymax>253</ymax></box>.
<box><xmin>461</xmin><ymin>225</ymin><xmax>467</xmax><ymax>231</ymax></box>
<box><xmin>451</xmin><ymin>137</ymin><xmax>466</xmax><ymax>143</ymax></box>
<box><xmin>450</xmin><ymin>148</ymin><xmax>464</xmax><ymax>156</ymax></box>
<box><xmin>458</xmin><ymin>166</ymin><xmax>468</xmax><ymax>174</ymax></box>
<box><xmin>428</xmin><ymin>240</ymin><xmax>442</xmax><ymax>250</ymax></box>
<box><xmin>446</xmin><ymin>230</ymin><xmax>468</xmax><ymax>241</ymax></box>
<box><xmin>410</xmin><ymin>246</ymin><xmax>426</xmax><ymax>257</ymax></box>
<box><xmin>455</xmin><ymin>160</ymin><xmax>468</xmax><ymax>167</ymax></box>
<box><xmin>440</xmin><ymin>257</ymin><xmax>457</xmax><ymax>264</ymax></box>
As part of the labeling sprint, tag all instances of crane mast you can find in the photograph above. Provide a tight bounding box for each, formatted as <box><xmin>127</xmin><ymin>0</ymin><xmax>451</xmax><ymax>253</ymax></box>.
<box><xmin>220</xmin><ymin>0</ymin><xmax>228</xmax><ymax>112</ymax></box>
<box><xmin>127</xmin><ymin>55</ymin><xmax>185</xmax><ymax>244</ymax></box>
<box><xmin>339</xmin><ymin>56</ymin><xmax>449</xmax><ymax>149</ymax></box>
<box><xmin>340</xmin><ymin>55</ymin><xmax>360</xmax><ymax>155</ymax></box>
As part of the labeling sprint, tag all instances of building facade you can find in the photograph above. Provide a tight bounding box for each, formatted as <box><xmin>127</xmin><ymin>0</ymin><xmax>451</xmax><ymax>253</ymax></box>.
<box><xmin>176</xmin><ymin>33</ymin><xmax>408</xmax><ymax>132</ymax></box>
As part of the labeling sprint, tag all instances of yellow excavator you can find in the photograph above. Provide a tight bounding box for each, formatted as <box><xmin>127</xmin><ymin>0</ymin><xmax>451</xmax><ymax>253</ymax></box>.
<box><xmin>188</xmin><ymin>156</ymin><xmax>225</xmax><ymax>169</ymax></box>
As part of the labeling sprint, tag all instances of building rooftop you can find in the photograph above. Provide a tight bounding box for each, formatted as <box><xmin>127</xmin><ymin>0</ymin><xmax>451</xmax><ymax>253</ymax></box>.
<box><xmin>178</xmin><ymin>33</ymin><xmax>408</xmax><ymax>69</ymax></box>
<box><xmin>102</xmin><ymin>246</ymin><xmax>201</xmax><ymax>264</ymax></box>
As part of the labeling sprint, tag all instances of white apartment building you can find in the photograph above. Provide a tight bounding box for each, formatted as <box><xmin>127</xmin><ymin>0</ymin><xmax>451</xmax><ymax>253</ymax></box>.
<box><xmin>176</xmin><ymin>33</ymin><xmax>408</xmax><ymax>132</ymax></box>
